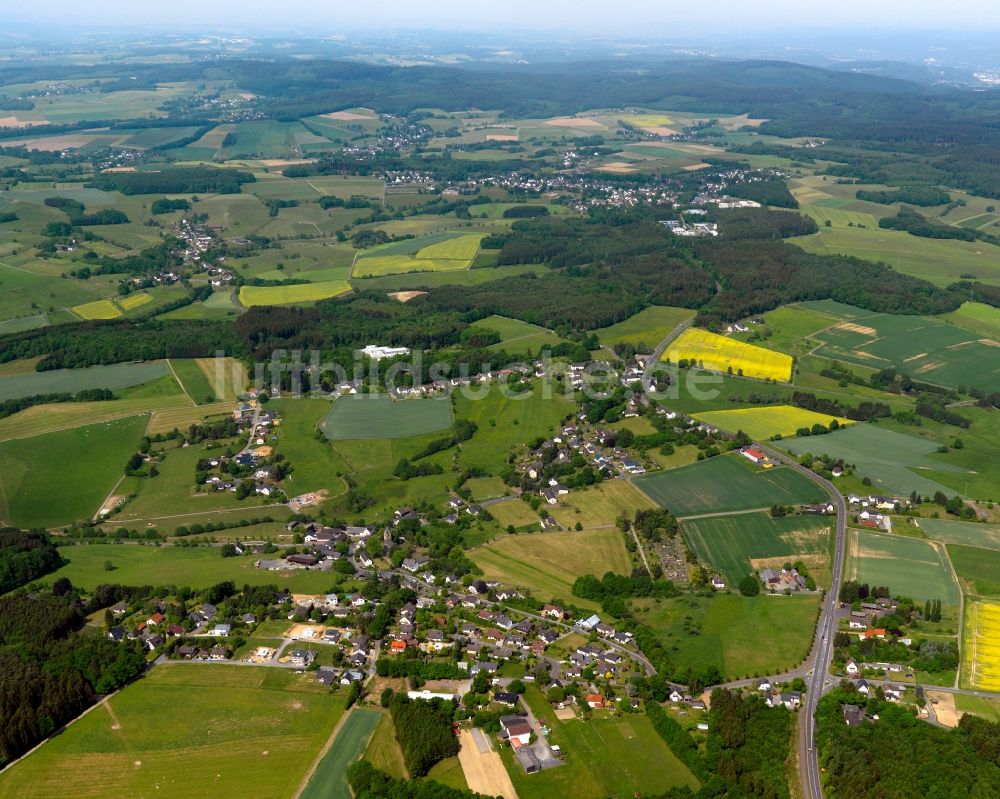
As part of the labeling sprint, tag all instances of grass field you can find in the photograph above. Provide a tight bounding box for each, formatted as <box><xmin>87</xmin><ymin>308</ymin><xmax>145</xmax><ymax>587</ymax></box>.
<box><xmin>955</xmin><ymin>693</ymin><xmax>1000</xmax><ymax>721</ymax></box>
<box><xmin>471</xmin><ymin>528</ymin><xmax>632</xmax><ymax>608</ymax></box>
<box><xmin>692</xmin><ymin>405</ymin><xmax>853</xmax><ymax>440</ymax></box>
<box><xmin>168</xmin><ymin>358</ymin><xmax>217</xmax><ymax>404</ymax></box>
<box><xmin>363</xmin><ymin>713</ymin><xmax>407</xmax><ymax>779</ymax></box>
<box><xmin>730</xmin><ymin>304</ymin><xmax>838</xmax><ymax>357</ymax></box>
<box><xmin>71</xmin><ymin>298</ymin><xmax>123</xmax><ymax>320</ymax></box>
<box><xmin>0</xmin><ymin>665</ymin><xmax>345</xmax><ymax>799</ymax></box>
<box><xmin>503</xmin><ymin>689</ymin><xmax>699</xmax><ymax>799</ymax></box>
<box><xmin>947</xmin><ymin>544</ymin><xmax>1000</xmax><ymax>597</ymax></box>
<box><xmin>811</xmin><ymin>309</ymin><xmax>1000</xmax><ymax>392</ymax></box>
<box><xmin>48</xmin><ymin>542</ymin><xmax>340</xmax><ymax>592</ymax></box>
<box><xmin>268</xmin><ymin>399</ymin><xmax>345</xmax><ymax>496</ymax></box>
<box><xmin>548</xmin><ymin>480</ymin><xmax>658</xmax><ymax>529</ymax></box>
<box><xmin>469</xmin><ymin>314</ymin><xmax>566</xmax><ymax>353</ymax></box>
<box><xmin>0</xmin><ymin>360</ymin><xmax>169</xmax><ymax>402</ymax></box>
<box><xmin>487</xmin><ymin>499</ymin><xmax>542</xmax><ymax>530</ymax></box>
<box><xmin>0</xmin><ymin>396</ymin><xmax>190</xmax><ymax>441</ymax></box>
<box><xmin>632</xmin><ymin>593</ymin><xmax>820</xmax><ymax>679</ymax></box>
<box><xmin>320</xmin><ymin>394</ymin><xmax>452</xmax><ymax>440</ymax></box>
<box><xmin>779</xmin><ymin>423</ymin><xmax>968</xmax><ymax>499</ymax></box>
<box><xmin>594</xmin><ymin>306</ymin><xmax>696</xmax><ymax>351</ymax></box>
<box><xmin>664</xmin><ymin>328</ymin><xmax>793</xmax><ymax>382</ymax></box>
<box><xmin>300</xmin><ymin>708</ymin><xmax>383</xmax><ymax>799</ymax></box>
<box><xmin>846</xmin><ymin>529</ymin><xmax>959</xmax><ymax>603</ymax></box>
<box><xmin>353</xmin><ymin>234</ymin><xmax>482</xmax><ymax>278</ymax></box>
<box><xmin>942</xmin><ymin>302</ymin><xmax>1000</xmax><ymax>339</ymax></box>
<box><xmin>238</xmin><ymin>280</ymin><xmax>351</xmax><ymax>307</ymax></box>
<box><xmin>633</xmin><ymin>454</ymin><xmax>826</xmax><ymax>517</ymax></box>
<box><xmin>0</xmin><ymin>416</ymin><xmax>146</xmax><ymax>528</ymax></box>
<box><xmin>682</xmin><ymin>512</ymin><xmax>831</xmax><ymax>585</ymax></box>
<box><xmin>964</xmin><ymin>600</ymin><xmax>1000</xmax><ymax>692</ymax></box>
<box><xmin>917</xmin><ymin>519</ymin><xmax>1000</xmax><ymax>552</ymax></box>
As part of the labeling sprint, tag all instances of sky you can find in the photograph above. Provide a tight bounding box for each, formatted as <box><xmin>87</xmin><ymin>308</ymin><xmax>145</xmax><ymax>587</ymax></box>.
<box><xmin>10</xmin><ymin>0</ymin><xmax>1000</xmax><ymax>33</ymax></box>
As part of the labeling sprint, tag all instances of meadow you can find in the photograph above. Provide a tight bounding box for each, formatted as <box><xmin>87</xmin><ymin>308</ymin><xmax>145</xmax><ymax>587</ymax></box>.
<box><xmin>692</xmin><ymin>405</ymin><xmax>853</xmax><ymax>440</ymax></box>
<box><xmin>631</xmin><ymin>593</ymin><xmax>820</xmax><ymax>679</ymax></box>
<box><xmin>664</xmin><ymin>328</ymin><xmax>793</xmax><ymax>382</ymax></box>
<box><xmin>300</xmin><ymin>708</ymin><xmax>383</xmax><ymax>799</ymax></box>
<box><xmin>0</xmin><ymin>360</ymin><xmax>169</xmax><ymax>401</ymax></box>
<box><xmin>267</xmin><ymin>398</ymin><xmax>346</xmax><ymax>496</ymax></box>
<box><xmin>362</xmin><ymin>713</ymin><xmax>407</xmax><ymax>779</ymax></box>
<box><xmin>168</xmin><ymin>358</ymin><xmax>217</xmax><ymax>404</ymax></box>
<box><xmin>502</xmin><ymin>688</ymin><xmax>700</xmax><ymax>799</ymax></box>
<box><xmin>486</xmin><ymin>499</ymin><xmax>542</xmax><ymax>530</ymax></box>
<box><xmin>845</xmin><ymin>529</ymin><xmax>959</xmax><ymax>604</ymax></box>
<box><xmin>729</xmin><ymin>303</ymin><xmax>839</xmax><ymax>356</ymax></box>
<box><xmin>963</xmin><ymin>600</ymin><xmax>1000</xmax><ymax>692</ymax></box>
<box><xmin>469</xmin><ymin>314</ymin><xmax>567</xmax><ymax>353</ymax></box>
<box><xmin>681</xmin><ymin>511</ymin><xmax>831</xmax><ymax>585</ymax></box>
<box><xmin>353</xmin><ymin>233</ymin><xmax>483</xmax><ymax>278</ymax></box>
<box><xmin>320</xmin><ymin>394</ymin><xmax>452</xmax><ymax>440</ymax></box>
<box><xmin>947</xmin><ymin>544</ymin><xmax>1000</xmax><ymax>598</ymax></box>
<box><xmin>470</xmin><ymin>528</ymin><xmax>632</xmax><ymax>609</ymax></box>
<box><xmin>594</xmin><ymin>305</ymin><xmax>696</xmax><ymax>351</ymax></box>
<box><xmin>942</xmin><ymin>302</ymin><xmax>1000</xmax><ymax>339</ymax></box>
<box><xmin>812</xmin><ymin>310</ymin><xmax>1000</xmax><ymax>392</ymax></box>
<box><xmin>633</xmin><ymin>454</ymin><xmax>826</xmax><ymax>517</ymax></box>
<box><xmin>548</xmin><ymin>479</ymin><xmax>658</xmax><ymax>529</ymax></box>
<box><xmin>0</xmin><ymin>416</ymin><xmax>146</xmax><ymax>528</ymax></box>
<box><xmin>48</xmin><ymin>543</ymin><xmax>336</xmax><ymax>593</ymax></box>
<box><xmin>238</xmin><ymin>280</ymin><xmax>351</xmax><ymax>307</ymax></box>
<box><xmin>778</xmin><ymin>423</ymin><xmax>969</xmax><ymax>499</ymax></box>
<box><xmin>917</xmin><ymin>519</ymin><xmax>1000</xmax><ymax>552</ymax></box>
<box><xmin>0</xmin><ymin>665</ymin><xmax>345</xmax><ymax>799</ymax></box>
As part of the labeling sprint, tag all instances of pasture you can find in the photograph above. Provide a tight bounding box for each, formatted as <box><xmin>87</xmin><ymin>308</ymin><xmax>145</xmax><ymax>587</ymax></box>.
<box><xmin>943</xmin><ymin>302</ymin><xmax>1000</xmax><ymax>340</ymax></box>
<box><xmin>947</xmin><ymin>544</ymin><xmax>1000</xmax><ymax>598</ymax></box>
<box><xmin>633</xmin><ymin>454</ymin><xmax>826</xmax><ymax>517</ymax></box>
<box><xmin>487</xmin><ymin>499</ymin><xmax>542</xmax><ymax>530</ymax></box>
<box><xmin>964</xmin><ymin>600</ymin><xmax>1000</xmax><ymax>692</ymax></box>
<box><xmin>0</xmin><ymin>360</ymin><xmax>169</xmax><ymax>402</ymax></box>
<box><xmin>269</xmin><ymin>399</ymin><xmax>345</xmax><ymax>495</ymax></box>
<box><xmin>469</xmin><ymin>314</ymin><xmax>566</xmax><ymax>353</ymax></box>
<box><xmin>0</xmin><ymin>416</ymin><xmax>146</xmax><ymax>528</ymax></box>
<box><xmin>502</xmin><ymin>690</ymin><xmax>700</xmax><ymax>799</ymax></box>
<box><xmin>682</xmin><ymin>512</ymin><xmax>831</xmax><ymax>586</ymax></box>
<box><xmin>595</xmin><ymin>306</ymin><xmax>696</xmax><ymax>351</ymax></box>
<box><xmin>470</xmin><ymin>528</ymin><xmax>632</xmax><ymax>609</ymax></box>
<box><xmin>812</xmin><ymin>310</ymin><xmax>1000</xmax><ymax>392</ymax></box>
<box><xmin>168</xmin><ymin>358</ymin><xmax>217</xmax><ymax>404</ymax></box>
<box><xmin>48</xmin><ymin>543</ymin><xmax>334</xmax><ymax>593</ymax></box>
<box><xmin>300</xmin><ymin>708</ymin><xmax>383</xmax><ymax>799</ymax></box>
<box><xmin>238</xmin><ymin>280</ymin><xmax>351</xmax><ymax>307</ymax></box>
<box><xmin>845</xmin><ymin>529</ymin><xmax>959</xmax><ymax>604</ymax></box>
<box><xmin>779</xmin><ymin>423</ymin><xmax>968</xmax><ymax>498</ymax></box>
<box><xmin>320</xmin><ymin>394</ymin><xmax>452</xmax><ymax>440</ymax></box>
<box><xmin>692</xmin><ymin>405</ymin><xmax>853</xmax><ymax>440</ymax></box>
<box><xmin>548</xmin><ymin>480</ymin><xmax>658</xmax><ymax>529</ymax></box>
<box><xmin>631</xmin><ymin>593</ymin><xmax>820</xmax><ymax>679</ymax></box>
<box><xmin>918</xmin><ymin>519</ymin><xmax>1000</xmax><ymax>552</ymax></box>
<box><xmin>664</xmin><ymin>328</ymin><xmax>793</xmax><ymax>382</ymax></box>
<box><xmin>0</xmin><ymin>665</ymin><xmax>344</xmax><ymax>799</ymax></box>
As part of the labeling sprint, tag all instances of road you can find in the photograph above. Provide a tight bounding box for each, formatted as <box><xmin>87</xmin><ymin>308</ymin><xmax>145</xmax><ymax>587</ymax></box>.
<box><xmin>758</xmin><ymin>443</ymin><xmax>846</xmax><ymax>799</ymax></box>
<box><xmin>640</xmin><ymin>316</ymin><xmax>695</xmax><ymax>399</ymax></box>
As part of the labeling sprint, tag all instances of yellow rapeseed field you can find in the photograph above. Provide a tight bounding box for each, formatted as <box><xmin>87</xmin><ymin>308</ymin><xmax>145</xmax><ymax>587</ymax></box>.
<box><xmin>664</xmin><ymin>328</ymin><xmax>793</xmax><ymax>382</ymax></box>
<box><xmin>692</xmin><ymin>405</ymin><xmax>854</xmax><ymax>440</ymax></box>
<box><xmin>71</xmin><ymin>299</ymin><xmax>123</xmax><ymax>320</ymax></box>
<box><xmin>117</xmin><ymin>292</ymin><xmax>153</xmax><ymax>311</ymax></box>
<box><xmin>970</xmin><ymin>601</ymin><xmax>1000</xmax><ymax>691</ymax></box>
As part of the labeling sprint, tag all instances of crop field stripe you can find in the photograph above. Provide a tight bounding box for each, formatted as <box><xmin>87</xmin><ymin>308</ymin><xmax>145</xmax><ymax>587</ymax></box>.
<box><xmin>299</xmin><ymin>708</ymin><xmax>383</xmax><ymax>799</ymax></box>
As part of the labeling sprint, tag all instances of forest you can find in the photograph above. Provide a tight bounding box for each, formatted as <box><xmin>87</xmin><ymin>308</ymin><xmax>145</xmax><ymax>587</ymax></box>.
<box><xmin>816</xmin><ymin>688</ymin><xmax>1000</xmax><ymax>798</ymax></box>
<box><xmin>0</xmin><ymin>530</ymin><xmax>64</xmax><ymax>595</ymax></box>
<box><xmin>386</xmin><ymin>692</ymin><xmax>460</xmax><ymax>777</ymax></box>
<box><xmin>348</xmin><ymin>761</ymin><xmax>486</xmax><ymax>799</ymax></box>
<box><xmin>87</xmin><ymin>166</ymin><xmax>255</xmax><ymax>195</ymax></box>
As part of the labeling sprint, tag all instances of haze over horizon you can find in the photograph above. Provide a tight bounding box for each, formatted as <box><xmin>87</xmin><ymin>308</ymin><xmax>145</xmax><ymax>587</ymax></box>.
<box><xmin>11</xmin><ymin>0</ymin><xmax>1000</xmax><ymax>34</ymax></box>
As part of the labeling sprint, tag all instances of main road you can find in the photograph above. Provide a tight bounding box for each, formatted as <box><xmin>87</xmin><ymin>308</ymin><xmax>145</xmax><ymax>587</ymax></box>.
<box><xmin>758</xmin><ymin>443</ymin><xmax>847</xmax><ymax>799</ymax></box>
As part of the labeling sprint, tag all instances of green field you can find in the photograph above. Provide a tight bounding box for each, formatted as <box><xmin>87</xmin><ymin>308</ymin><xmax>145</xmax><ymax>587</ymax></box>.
<box><xmin>846</xmin><ymin>529</ymin><xmax>959</xmax><ymax>603</ymax></box>
<box><xmin>486</xmin><ymin>498</ymin><xmax>542</xmax><ymax>530</ymax></box>
<box><xmin>594</xmin><ymin>306</ymin><xmax>696</xmax><ymax>351</ymax></box>
<box><xmin>238</xmin><ymin>280</ymin><xmax>351</xmax><ymax>307</ymax></box>
<box><xmin>468</xmin><ymin>314</ymin><xmax>566</xmax><ymax>353</ymax></box>
<box><xmin>633</xmin><ymin>454</ymin><xmax>826</xmax><ymax>517</ymax></box>
<box><xmin>632</xmin><ymin>593</ymin><xmax>820</xmax><ymax>679</ymax></box>
<box><xmin>779</xmin><ymin>423</ymin><xmax>968</xmax><ymax>498</ymax></box>
<box><xmin>682</xmin><ymin>512</ymin><xmax>832</xmax><ymax>585</ymax></box>
<box><xmin>548</xmin><ymin>480</ymin><xmax>658</xmax><ymax>529</ymax></box>
<box><xmin>362</xmin><ymin>713</ymin><xmax>408</xmax><ymax>779</ymax></box>
<box><xmin>918</xmin><ymin>519</ymin><xmax>1000</xmax><ymax>552</ymax></box>
<box><xmin>168</xmin><ymin>359</ymin><xmax>217</xmax><ymax>404</ymax></box>
<box><xmin>948</xmin><ymin>544</ymin><xmax>1000</xmax><ymax>597</ymax></box>
<box><xmin>471</xmin><ymin>528</ymin><xmax>632</xmax><ymax>609</ymax></box>
<box><xmin>795</xmin><ymin>224</ymin><xmax>1000</xmax><ymax>288</ymax></box>
<box><xmin>320</xmin><ymin>394</ymin><xmax>452</xmax><ymax>440</ymax></box>
<box><xmin>0</xmin><ymin>361</ymin><xmax>169</xmax><ymax>402</ymax></box>
<box><xmin>942</xmin><ymin>302</ymin><xmax>1000</xmax><ymax>339</ymax></box>
<box><xmin>730</xmin><ymin>303</ymin><xmax>839</xmax><ymax>357</ymax></box>
<box><xmin>810</xmin><ymin>308</ymin><xmax>1000</xmax><ymax>392</ymax></box>
<box><xmin>353</xmin><ymin>233</ymin><xmax>482</xmax><ymax>277</ymax></box>
<box><xmin>692</xmin><ymin>405</ymin><xmax>853</xmax><ymax>440</ymax></box>
<box><xmin>300</xmin><ymin>708</ymin><xmax>383</xmax><ymax>799</ymax></box>
<box><xmin>0</xmin><ymin>416</ymin><xmax>146</xmax><ymax>528</ymax></box>
<box><xmin>268</xmin><ymin>398</ymin><xmax>345</xmax><ymax>495</ymax></box>
<box><xmin>0</xmin><ymin>665</ymin><xmax>345</xmax><ymax>799</ymax></box>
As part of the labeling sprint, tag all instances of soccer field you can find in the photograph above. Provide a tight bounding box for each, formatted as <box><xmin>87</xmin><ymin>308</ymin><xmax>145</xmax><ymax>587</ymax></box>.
<box><xmin>633</xmin><ymin>453</ymin><xmax>825</xmax><ymax>517</ymax></box>
<box><xmin>319</xmin><ymin>394</ymin><xmax>453</xmax><ymax>440</ymax></box>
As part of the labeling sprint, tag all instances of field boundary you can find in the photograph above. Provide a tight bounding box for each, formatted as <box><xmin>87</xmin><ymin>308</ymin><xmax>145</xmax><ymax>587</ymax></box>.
<box><xmin>166</xmin><ymin>358</ymin><xmax>196</xmax><ymax>406</ymax></box>
<box><xmin>291</xmin><ymin>705</ymin><xmax>355</xmax><ymax>799</ymax></box>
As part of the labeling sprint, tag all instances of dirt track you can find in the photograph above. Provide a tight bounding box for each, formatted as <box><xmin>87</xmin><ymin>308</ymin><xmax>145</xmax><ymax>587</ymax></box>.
<box><xmin>457</xmin><ymin>729</ymin><xmax>518</xmax><ymax>799</ymax></box>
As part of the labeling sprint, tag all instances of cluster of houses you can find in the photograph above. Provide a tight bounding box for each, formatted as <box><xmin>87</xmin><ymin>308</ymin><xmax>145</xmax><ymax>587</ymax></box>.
<box><xmin>659</xmin><ymin>219</ymin><xmax>718</xmax><ymax>238</ymax></box>
<box><xmin>753</xmin><ymin>678</ymin><xmax>802</xmax><ymax>710</ymax></box>
<box><xmin>759</xmin><ymin>566</ymin><xmax>811</xmax><ymax>593</ymax></box>
<box><xmin>847</xmin><ymin>494</ymin><xmax>905</xmax><ymax>532</ymax></box>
